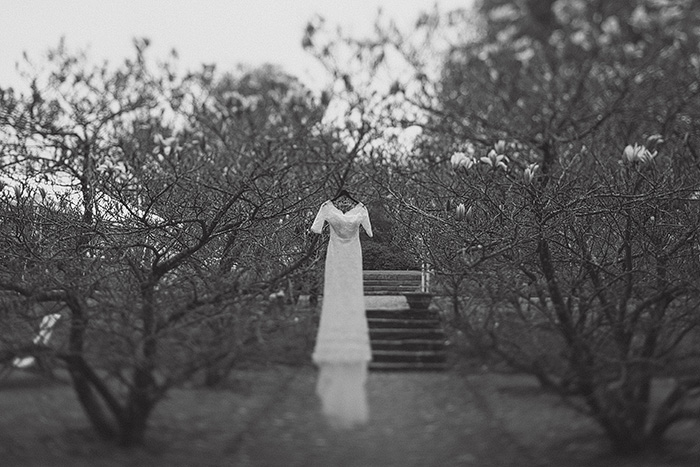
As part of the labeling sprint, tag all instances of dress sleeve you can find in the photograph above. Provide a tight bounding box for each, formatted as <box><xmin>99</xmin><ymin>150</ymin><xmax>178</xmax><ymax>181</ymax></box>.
<box><xmin>361</xmin><ymin>206</ymin><xmax>373</xmax><ymax>237</ymax></box>
<box><xmin>310</xmin><ymin>202</ymin><xmax>328</xmax><ymax>234</ymax></box>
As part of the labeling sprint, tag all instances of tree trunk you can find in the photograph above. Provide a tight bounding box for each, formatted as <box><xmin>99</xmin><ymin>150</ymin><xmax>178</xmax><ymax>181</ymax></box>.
<box><xmin>602</xmin><ymin>418</ymin><xmax>655</xmax><ymax>455</ymax></box>
<box><xmin>66</xmin><ymin>365</ymin><xmax>119</xmax><ymax>440</ymax></box>
<box><xmin>63</xmin><ymin>294</ymin><xmax>122</xmax><ymax>440</ymax></box>
<box><xmin>115</xmin><ymin>281</ymin><xmax>160</xmax><ymax>446</ymax></box>
<box><xmin>119</xmin><ymin>388</ymin><xmax>155</xmax><ymax>446</ymax></box>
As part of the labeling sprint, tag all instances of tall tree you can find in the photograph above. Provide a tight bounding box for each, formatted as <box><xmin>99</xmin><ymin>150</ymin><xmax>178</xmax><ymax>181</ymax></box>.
<box><xmin>415</xmin><ymin>0</ymin><xmax>700</xmax><ymax>453</ymax></box>
<box><xmin>0</xmin><ymin>41</ymin><xmax>335</xmax><ymax>445</ymax></box>
<box><xmin>304</xmin><ymin>0</ymin><xmax>700</xmax><ymax>453</ymax></box>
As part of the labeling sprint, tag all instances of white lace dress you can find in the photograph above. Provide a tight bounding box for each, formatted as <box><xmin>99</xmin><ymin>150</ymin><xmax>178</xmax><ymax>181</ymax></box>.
<box><xmin>310</xmin><ymin>200</ymin><xmax>373</xmax><ymax>428</ymax></box>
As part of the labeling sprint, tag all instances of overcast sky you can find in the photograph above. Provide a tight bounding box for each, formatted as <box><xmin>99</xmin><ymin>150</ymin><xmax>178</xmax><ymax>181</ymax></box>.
<box><xmin>1</xmin><ymin>0</ymin><xmax>468</xmax><ymax>93</ymax></box>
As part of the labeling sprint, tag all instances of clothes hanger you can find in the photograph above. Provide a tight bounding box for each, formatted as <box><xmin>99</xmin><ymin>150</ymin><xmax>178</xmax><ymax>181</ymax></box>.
<box><xmin>331</xmin><ymin>189</ymin><xmax>360</xmax><ymax>204</ymax></box>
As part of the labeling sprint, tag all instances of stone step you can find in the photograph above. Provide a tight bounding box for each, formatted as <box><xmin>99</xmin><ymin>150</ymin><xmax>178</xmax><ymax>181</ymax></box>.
<box><xmin>365</xmin><ymin>287</ymin><xmax>421</xmax><ymax>294</ymax></box>
<box><xmin>366</xmin><ymin>308</ymin><xmax>438</xmax><ymax>320</ymax></box>
<box><xmin>364</xmin><ymin>275</ymin><xmax>421</xmax><ymax>280</ymax></box>
<box><xmin>363</xmin><ymin>270</ymin><xmax>424</xmax><ymax>297</ymax></box>
<box><xmin>367</xmin><ymin>317</ymin><xmax>442</xmax><ymax>329</ymax></box>
<box><xmin>364</xmin><ymin>278</ymin><xmax>421</xmax><ymax>284</ymax></box>
<box><xmin>363</xmin><ymin>270</ymin><xmax>422</xmax><ymax>278</ymax></box>
<box><xmin>369</xmin><ymin>328</ymin><xmax>446</xmax><ymax>340</ymax></box>
<box><xmin>371</xmin><ymin>349</ymin><xmax>447</xmax><ymax>364</ymax></box>
<box><xmin>363</xmin><ymin>282</ymin><xmax>420</xmax><ymax>285</ymax></box>
<box><xmin>364</xmin><ymin>283</ymin><xmax>421</xmax><ymax>290</ymax></box>
<box><xmin>371</xmin><ymin>339</ymin><xmax>447</xmax><ymax>352</ymax></box>
<box><xmin>363</xmin><ymin>270</ymin><xmax>446</xmax><ymax>371</ymax></box>
<box><xmin>364</xmin><ymin>278</ymin><xmax>421</xmax><ymax>283</ymax></box>
<box><xmin>364</xmin><ymin>283</ymin><xmax>422</xmax><ymax>289</ymax></box>
<box><xmin>369</xmin><ymin>361</ymin><xmax>449</xmax><ymax>372</ymax></box>
<box><xmin>365</xmin><ymin>290</ymin><xmax>419</xmax><ymax>296</ymax></box>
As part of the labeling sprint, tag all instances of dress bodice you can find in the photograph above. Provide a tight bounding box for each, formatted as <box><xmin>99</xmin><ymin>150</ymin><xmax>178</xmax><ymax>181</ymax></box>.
<box><xmin>326</xmin><ymin>203</ymin><xmax>365</xmax><ymax>240</ymax></box>
<box><xmin>311</xmin><ymin>201</ymin><xmax>373</xmax><ymax>239</ymax></box>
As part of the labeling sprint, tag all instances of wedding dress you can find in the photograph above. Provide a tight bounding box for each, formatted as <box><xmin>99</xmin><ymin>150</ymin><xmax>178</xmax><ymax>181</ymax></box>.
<box><xmin>310</xmin><ymin>200</ymin><xmax>373</xmax><ymax>428</ymax></box>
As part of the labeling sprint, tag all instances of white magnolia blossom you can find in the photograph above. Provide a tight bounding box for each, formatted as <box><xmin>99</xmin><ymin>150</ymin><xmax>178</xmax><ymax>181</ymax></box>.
<box><xmin>601</xmin><ymin>16</ymin><xmax>621</xmax><ymax>35</ymax></box>
<box><xmin>1</xmin><ymin>173</ymin><xmax>163</xmax><ymax>224</ymax></box>
<box><xmin>489</xmin><ymin>3</ymin><xmax>520</xmax><ymax>22</ymax></box>
<box><xmin>494</xmin><ymin>140</ymin><xmax>507</xmax><ymax>155</ymax></box>
<box><xmin>623</xmin><ymin>143</ymin><xmax>657</xmax><ymax>164</ymax></box>
<box><xmin>153</xmin><ymin>133</ymin><xmax>176</xmax><ymax>146</ymax></box>
<box><xmin>630</xmin><ymin>5</ymin><xmax>651</xmax><ymax>29</ymax></box>
<box><xmin>523</xmin><ymin>163</ymin><xmax>539</xmax><ymax>184</ymax></box>
<box><xmin>450</xmin><ymin>151</ymin><xmax>476</xmax><ymax>170</ymax></box>
<box><xmin>515</xmin><ymin>47</ymin><xmax>535</xmax><ymax>64</ymax></box>
<box><xmin>480</xmin><ymin>149</ymin><xmax>508</xmax><ymax>170</ymax></box>
<box><xmin>464</xmin><ymin>142</ymin><xmax>477</xmax><ymax>157</ymax></box>
<box><xmin>455</xmin><ymin>203</ymin><xmax>473</xmax><ymax>221</ymax></box>
<box><xmin>152</xmin><ymin>133</ymin><xmax>183</xmax><ymax>157</ymax></box>
<box><xmin>646</xmin><ymin>134</ymin><xmax>664</xmax><ymax>146</ymax></box>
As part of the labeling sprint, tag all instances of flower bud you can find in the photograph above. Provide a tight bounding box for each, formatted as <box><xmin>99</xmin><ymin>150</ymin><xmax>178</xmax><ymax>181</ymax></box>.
<box><xmin>450</xmin><ymin>151</ymin><xmax>475</xmax><ymax>170</ymax></box>
<box><xmin>523</xmin><ymin>163</ymin><xmax>539</xmax><ymax>184</ymax></box>
<box><xmin>465</xmin><ymin>142</ymin><xmax>476</xmax><ymax>157</ymax></box>
<box><xmin>494</xmin><ymin>140</ymin><xmax>506</xmax><ymax>154</ymax></box>
<box><xmin>622</xmin><ymin>144</ymin><xmax>638</xmax><ymax>162</ymax></box>
<box><xmin>622</xmin><ymin>143</ymin><xmax>657</xmax><ymax>164</ymax></box>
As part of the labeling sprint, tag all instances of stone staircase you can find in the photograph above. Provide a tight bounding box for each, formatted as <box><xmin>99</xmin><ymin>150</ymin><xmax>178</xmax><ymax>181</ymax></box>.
<box><xmin>363</xmin><ymin>271</ymin><xmax>448</xmax><ymax>371</ymax></box>
<box><xmin>363</xmin><ymin>270</ymin><xmax>424</xmax><ymax>295</ymax></box>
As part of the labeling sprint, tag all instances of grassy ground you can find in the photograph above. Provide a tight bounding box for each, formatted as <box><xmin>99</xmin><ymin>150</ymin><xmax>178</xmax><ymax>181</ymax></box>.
<box><xmin>1</xmin><ymin>362</ymin><xmax>699</xmax><ymax>467</ymax></box>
